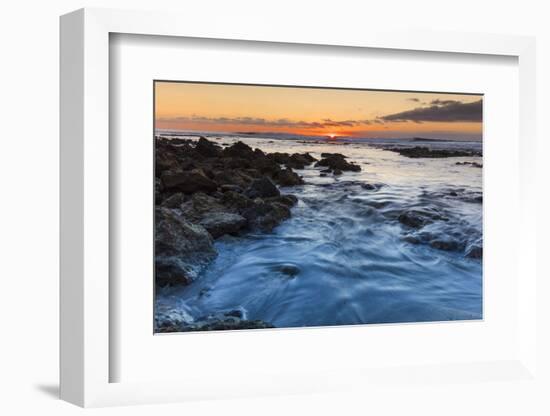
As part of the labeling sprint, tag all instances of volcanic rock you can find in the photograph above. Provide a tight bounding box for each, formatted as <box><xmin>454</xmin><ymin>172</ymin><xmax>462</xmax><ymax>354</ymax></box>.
<box><xmin>388</xmin><ymin>146</ymin><xmax>480</xmax><ymax>158</ymax></box>
<box><xmin>155</xmin><ymin>207</ymin><xmax>216</xmax><ymax>287</ymax></box>
<box><xmin>245</xmin><ymin>177</ymin><xmax>280</xmax><ymax>198</ymax></box>
<box><xmin>315</xmin><ymin>154</ymin><xmax>361</xmax><ymax>172</ymax></box>
<box><xmin>161</xmin><ymin>169</ymin><xmax>218</xmax><ymax>194</ymax></box>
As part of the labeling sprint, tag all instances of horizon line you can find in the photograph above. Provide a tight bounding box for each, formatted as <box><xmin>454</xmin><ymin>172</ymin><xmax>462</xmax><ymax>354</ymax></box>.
<box><xmin>154</xmin><ymin>128</ymin><xmax>483</xmax><ymax>142</ymax></box>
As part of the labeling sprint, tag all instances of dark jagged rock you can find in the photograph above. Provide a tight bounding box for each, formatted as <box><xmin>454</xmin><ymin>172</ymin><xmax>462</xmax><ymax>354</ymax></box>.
<box><xmin>155</xmin><ymin>207</ymin><xmax>216</xmax><ymax>287</ymax></box>
<box><xmin>266</xmin><ymin>152</ymin><xmax>317</xmax><ymax>170</ymax></box>
<box><xmin>176</xmin><ymin>191</ymin><xmax>295</xmax><ymax>237</ymax></box>
<box><xmin>398</xmin><ymin>210</ymin><xmax>446</xmax><ymax>229</ymax></box>
<box><xmin>245</xmin><ymin>177</ymin><xmax>280</xmax><ymax>198</ymax></box>
<box><xmin>315</xmin><ymin>154</ymin><xmax>361</xmax><ymax>172</ymax></box>
<box><xmin>301</xmin><ymin>153</ymin><xmax>317</xmax><ymax>163</ymax></box>
<box><xmin>220</xmin><ymin>184</ymin><xmax>243</xmax><ymax>193</ymax></box>
<box><xmin>199</xmin><ymin>212</ymin><xmax>247</xmax><ymax>238</ymax></box>
<box><xmin>266</xmin><ymin>194</ymin><xmax>298</xmax><ymax>208</ymax></box>
<box><xmin>361</xmin><ymin>183</ymin><xmax>384</xmax><ymax>191</ymax></box>
<box><xmin>430</xmin><ymin>239</ymin><xmax>464</xmax><ymax>252</ymax></box>
<box><xmin>222</xmin><ymin>156</ymin><xmax>253</xmax><ymax>170</ymax></box>
<box><xmin>273</xmin><ymin>167</ymin><xmax>304</xmax><ymax>186</ymax></box>
<box><xmin>161</xmin><ymin>169</ymin><xmax>218</xmax><ymax>194</ymax></box>
<box><xmin>165</xmin><ymin>137</ymin><xmax>194</xmax><ymax>145</ymax></box>
<box><xmin>403</xmin><ymin>231</ymin><xmax>473</xmax><ymax>257</ymax></box>
<box><xmin>160</xmin><ymin>192</ymin><xmax>186</xmax><ymax>208</ymax></box>
<box><xmin>288</xmin><ymin>153</ymin><xmax>315</xmax><ymax>169</ymax></box>
<box><xmin>155</xmin><ymin>207</ymin><xmax>215</xmax><ymax>257</ymax></box>
<box><xmin>179</xmin><ymin>192</ymin><xmax>226</xmax><ymax>222</ymax></box>
<box><xmin>466</xmin><ymin>245</ymin><xmax>483</xmax><ymax>259</ymax></box>
<box><xmin>221</xmin><ymin>190</ymin><xmax>256</xmax><ymax>212</ymax></box>
<box><xmin>266</xmin><ymin>152</ymin><xmax>291</xmax><ymax>166</ymax></box>
<box><xmin>244</xmin><ymin>168</ymin><xmax>261</xmax><ymax>178</ymax></box>
<box><xmin>213</xmin><ymin>169</ymin><xmax>255</xmax><ymax>189</ymax></box>
<box><xmin>195</xmin><ymin>137</ymin><xmax>222</xmax><ymax>157</ymax></box>
<box><xmin>179</xmin><ymin>193</ymin><xmax>247</xmax><ymax>238</ymax></box>
<box><xmin>398</xmin><ymin>212</ymin><xmax>425</xmax><ymax>228</ymax></box>
<box><xmin>254</xmin><ymin>148</ymin><xmax>266</xmax><ymax>158</ymax></box>
<box><xmin>154</xmin><ymin>138</ymin><xmax>308</xmax><ymax>286</ymax></box>
<box><xmin>155</xmin><ymin>147</ymin><xmax>185</xmax><ymax>175</ymax></box>
<box><xmin>155</xmin><ymin>178</ymin><xmax>163</xmax><ymax>203</ymax></box>
<box><xmin>387</xmin><ymin>146</ymin><xmax>480</xmax><ymax>158</ymax></box>
<box><xmin>321</xmin><ymin>152</ymin><xmax>347</xmax><ymax>158</ymax></box>
<box><xmin>424</xmin><ymin>188</ymin><xmax>482</xmax><ymax>205</ymax></box>
<box><xmin>242</xmin><ymin>200</ymin><xmax>291</xmax><ymax>232</ymax></box>
<box><xmin>156</xmin><ymin>312</ymin><xmax>275</xmax><ymax>333</ymax></box>
<box><xmin>223</xmin><ymin>141</ymin><xmax>256</xmax><ymax>159</ymax></box>
<box><xmin>456</xmin><ymin>161</ymin><xmax>483</xmax><ymax>168</ymax></box>
<box><xmin>222</xmin><ymin>309</ymin><xmax>242</xmax><ymax>318</ymax></box>
<box><xmin>155</xmin><ymin>261</ymin><xmax>193</xmax><ymax>287</ymax></box>
<box><xmin>250</xmin><ymin>155</ymin><xmax>281</xmax><ymax>176</ymax></box>
<box><xmin>271</xmin><ymin>263</ymin><xmax>300</xmax><ymax>278</ymax></box>
<box><xmin>447</xmin><ymin>190</ymin><xmax>482</xmax><ymax>204</ymax></box>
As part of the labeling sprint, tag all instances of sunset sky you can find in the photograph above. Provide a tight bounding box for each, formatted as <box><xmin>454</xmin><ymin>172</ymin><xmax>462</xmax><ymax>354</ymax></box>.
<box><xmin>155</xmin><ymin>82</ymin><xmax>483</xmax><ymax>141</ymax></box>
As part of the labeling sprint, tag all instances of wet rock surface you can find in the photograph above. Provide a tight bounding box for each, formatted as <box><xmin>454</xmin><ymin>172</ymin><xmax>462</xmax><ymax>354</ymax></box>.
<box><xmin>199</xmin><ymin>212</ymin><xmax>247</xmax><ymax>239</ymax></box>
<box><xmin>161</xmin><ymin>169</ymin><xmax>218</xmax><ymax>194</ymax></box>
<box><xmin>466</xmin><ymin>244</ymin><xmax>483</xmax><ymax>259</ymax></box>
<box><xmin>395</xmin><ymin>201</ymin><xmax>482</xmax><ymax>258</ymax></box>
<box><xmin>398</xmin><ymin>209</ymin><xmax>447</xmax><ymax>229</ymax></box>
<box><xmin>155</xmin><ymin>207</ymin><xmax>217</xmax><ymax>287</ymax></box>
<box><xmin>273</xmin><ymin>167</ymin><xmax>305</xmax><ymax>186</ymax></box>
<box><xmin>315</xmin><ymin>153</ymin><xmax>361</xmax><ymax>172</ymax></box>
<box><xmin>155</xmin><ymin>137</ymin><xmax>310</xmax><ymax>288</ymax></box>
<box><xmin>422</xmin><ymin>188</ymin><xmax>483</xmax><ymax>204</ymax></box>
<box><xmin>242</xmin><ymin>199</ymin><xmax>292</xmax><ymax>232</ymax></box>
<box><xmin>456</xmin><ymin>161</ymin><xmax>483</xmax><ymax>168</ymax></box>
<box><xmin>386</xmin><ymin>146</ymin><xmax>481</xmax><ymax>158</ymax></box>
<box><xmin>245</xmin><ymin>177</ymin><xmax>280</xmax><ymax>198</ymax></box>
<box><xmin>361</xmin><ymin>183</ymin><xmax>384</xmax><ymax>191</ymax></box>
<box><xmin>155</xmin><ymin>308</ymin><xmax>275</xmax><ymax>332</ymax></box>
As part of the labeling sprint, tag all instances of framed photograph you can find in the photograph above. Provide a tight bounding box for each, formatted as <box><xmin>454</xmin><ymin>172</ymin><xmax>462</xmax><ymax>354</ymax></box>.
<box><xmin>153</xmin><ymin>81</ymin><xmax>484</xmax><ymax>334</ymax></box>
<box><xmin>60</xmin><ymin>8</ymin><xmax>538</xmax><ymax>407</ymax></box>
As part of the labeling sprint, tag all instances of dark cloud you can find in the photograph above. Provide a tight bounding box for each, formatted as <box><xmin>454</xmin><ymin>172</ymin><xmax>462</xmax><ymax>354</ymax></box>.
<box><xmin>160</xmin><ymin>115</ymin><xmax>317</xmax><ymax>128</ymax></box>
<box><xmin>322</xmin><ymin>118</ymin><xmax>358</xmax><ymax>127</ymax></box>
<box><xmin>360</xmin><ymin>118</ymin><xmax>385</xmax><ymax>125</ymax></box>
<box><xmin>380</xmin><ymin>99</ymin><xmax>482</xmax><ymax>123</ymax></box>
<box><xmin>430</xmin><ymin>99</ymin><xmax>462</xmax><ymax>106</ymax></box>
<box><xmin>159</xmin><ymin>115</ymin><xmax>372</xmax><ymax>129</ymax></box>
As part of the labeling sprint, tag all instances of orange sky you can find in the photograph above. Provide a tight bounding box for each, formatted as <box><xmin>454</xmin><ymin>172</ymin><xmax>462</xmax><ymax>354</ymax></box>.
<box><xmin>155</xmin><ymin>81</ymin><xmax>483</xmax><ymax>140</ymax></box>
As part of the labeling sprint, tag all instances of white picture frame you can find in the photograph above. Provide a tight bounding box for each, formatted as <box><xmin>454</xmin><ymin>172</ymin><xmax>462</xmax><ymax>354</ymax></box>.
<box><xmin>60</xmin><ymin>7</ymin><xmax>538</xmax><ymax>407</ymax></box>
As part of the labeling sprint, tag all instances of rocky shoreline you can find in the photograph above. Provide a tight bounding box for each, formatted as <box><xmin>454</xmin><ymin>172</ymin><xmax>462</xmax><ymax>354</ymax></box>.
<box><xmin>156</xmin><ymin>309</ymin><xmax>275</xmax><ymax>333</ymax></box>
<box><xmin>155</xmin><ymin>137</ymin><xmax>322</xmax><ymax>289</ymax></box>
<box><xmin>155</xmin><ymin>137</ymin><xmax>367</xmax><ymax>331</ymax></box>
<box><xmin>155</xmin><ymin>136</ymin><xmax>482</xmax><ymax>332</ymax></box>
<box><xmin>156</xmin><ymin>137</ymin><xmax>366</xmax><ymax>330</ymax></box>
<box><xmin>384</xmin><ymin>145</ymin><xmax>482</xmax><ymax>159</ymax></box>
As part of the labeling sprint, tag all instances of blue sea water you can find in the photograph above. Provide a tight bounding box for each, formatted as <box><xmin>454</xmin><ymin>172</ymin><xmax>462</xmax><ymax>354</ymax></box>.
<box><xmin>156</xmin><ymin>135</ymin><xmax>483</xmax><ymax>329</ymax></box>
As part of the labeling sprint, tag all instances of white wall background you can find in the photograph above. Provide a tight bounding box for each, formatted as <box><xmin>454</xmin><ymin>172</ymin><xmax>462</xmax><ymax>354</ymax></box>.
<box><xmin>0</xmin><ymin>1</ymin><xmax>548</xmax><ymax>415</ymax></box>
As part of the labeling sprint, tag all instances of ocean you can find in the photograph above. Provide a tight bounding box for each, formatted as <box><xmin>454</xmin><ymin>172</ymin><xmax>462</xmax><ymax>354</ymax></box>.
<box><xmin>155</xmin><ymin>133</ymin><xmax>483</xmax><ymax>329</ymax></box>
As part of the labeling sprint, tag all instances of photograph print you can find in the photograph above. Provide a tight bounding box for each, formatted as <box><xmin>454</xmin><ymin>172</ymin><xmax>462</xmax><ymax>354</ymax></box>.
<box><xmin>154</xmin><ymin>81</ymin><xmax>483</xmax><ymax>333</ymax></box>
